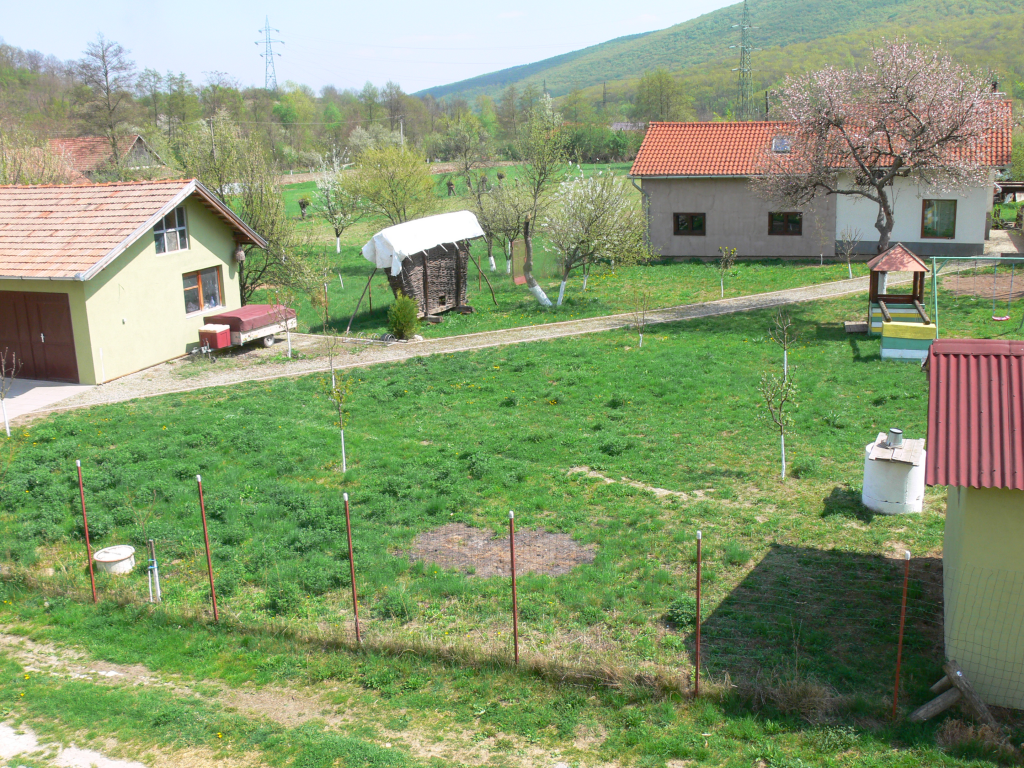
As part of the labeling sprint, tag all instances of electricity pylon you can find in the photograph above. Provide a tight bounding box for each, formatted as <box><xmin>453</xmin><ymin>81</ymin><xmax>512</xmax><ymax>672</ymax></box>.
<box><xmin>256</xmin><ymin>17</ymin><xmax>284</xmax><ymax>92</ymax></box>
<box><xmin>730</xmin><ymin>0</ymin><xmax>760</xmax><ymax>120</ymax></box>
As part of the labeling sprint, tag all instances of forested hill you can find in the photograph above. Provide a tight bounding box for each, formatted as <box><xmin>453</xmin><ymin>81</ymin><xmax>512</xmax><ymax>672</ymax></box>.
<box><xmin>417</xmin><ymin>0</ymin><xmax>1024</xmax><ymax>101</ymax></box>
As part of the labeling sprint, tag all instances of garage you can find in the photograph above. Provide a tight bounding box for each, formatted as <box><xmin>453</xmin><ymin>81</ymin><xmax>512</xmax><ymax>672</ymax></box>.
<box><xmin>0</xmin><ymin>290</ymin><xmax>80</xmax><ymax>383</ymax></box>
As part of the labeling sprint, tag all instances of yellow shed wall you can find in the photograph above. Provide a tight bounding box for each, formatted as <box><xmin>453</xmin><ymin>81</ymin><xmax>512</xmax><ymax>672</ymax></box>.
<box><xmin>82</xmin><ymin>197</ymin><xmax>242</xmax><ymax>382</ymax></box>
<box><xmin>0</xmin><ymin>279</ymin><xmax>95</xmax><ymax>383</ymax></box>
<box><xmin>943</xmin><ymin>486</ymin><xmax>1024</xmax><ymax>710</ymax></box>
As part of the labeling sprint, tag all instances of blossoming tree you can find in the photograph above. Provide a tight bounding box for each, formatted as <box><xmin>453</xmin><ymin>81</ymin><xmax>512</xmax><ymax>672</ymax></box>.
<box><xmin>753</xmin><ymin>40</ymin><xmax>998</xmax><ymax>253</ymax></box>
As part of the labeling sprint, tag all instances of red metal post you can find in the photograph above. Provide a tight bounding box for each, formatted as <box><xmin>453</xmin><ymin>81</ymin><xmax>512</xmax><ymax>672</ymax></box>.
<box><xmin>509</xmin><ymin>511</ymin><xmax>519</xmax><ymax>665</ymax></box>
<box><xmin>76</xmin><ymin>460</ymin><xmax>97</xmax><ymax>604</ymax></box>
<box><xmin>343</xmin><ymin>493</ymin><xmax>361</xmax><ymax>643</ymax></box>
<box><xmin>196</xmin><ymin>475</ymin><xmax>219</xmax><ymax>622</ymax></box>
<box><xmin>695</xmin><ymin>530</ymin><xmax>702</xmax><ymax>697</ymax></box>
<box><xmin>892</xmin><ymin>550</ymin><xmax>910</xmax><ymax>720</ymax></box>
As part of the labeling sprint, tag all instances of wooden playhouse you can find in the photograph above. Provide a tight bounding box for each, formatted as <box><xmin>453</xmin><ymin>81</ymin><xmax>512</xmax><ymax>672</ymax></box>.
<box><xmin>866</xmin><ymin>243</ymin><xmax>937</xmax><ymax>360</ymax></box>
<box><xmin>362</xmin><ymin>211</ymin><xmax>485</xmax><ymax>318</ymax></box>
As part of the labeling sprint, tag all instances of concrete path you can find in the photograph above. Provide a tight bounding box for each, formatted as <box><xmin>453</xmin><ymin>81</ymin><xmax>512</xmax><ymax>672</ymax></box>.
<box><xmin>17</xmin><ymin>273</ymin><xmax>881</xmax><ymax>423</ymax></box>
<box><xmin>3</xmin><ymin>379</ymin><xmax>94</xmax><ymax>426</ymax></box>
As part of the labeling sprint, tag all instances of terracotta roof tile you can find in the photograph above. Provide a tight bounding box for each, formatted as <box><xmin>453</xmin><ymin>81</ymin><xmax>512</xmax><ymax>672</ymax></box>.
<box><xmin>926</xmin><ymin>339</ymin><xmax>1024</xmax><ymax>491</ymax></box>
<box><xmin>0</xmin><ymin>179</ymin><xmax>266</xmax><ymax>280</ymax></box>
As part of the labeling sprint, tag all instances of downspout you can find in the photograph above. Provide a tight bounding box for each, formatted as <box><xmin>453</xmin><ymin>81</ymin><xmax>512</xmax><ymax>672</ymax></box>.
<box><xmin>629</xmin><ymin>176</ymin><xmax>651</xmax><ymax>250</ymax></box>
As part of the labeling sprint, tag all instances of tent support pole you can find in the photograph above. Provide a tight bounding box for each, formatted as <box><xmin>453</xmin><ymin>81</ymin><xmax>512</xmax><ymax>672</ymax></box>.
<box><xmin>346</xmin><ymin>268</ymin><xmax>378</xmax><ymax>334</ymax></box>
<box><xmin>466</xmin><ymin>245</ymin><xmax>498</xmax><ymax>306</ymax></box>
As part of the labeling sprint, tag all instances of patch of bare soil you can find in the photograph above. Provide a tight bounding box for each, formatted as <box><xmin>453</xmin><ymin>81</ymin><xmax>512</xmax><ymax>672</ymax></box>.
<box><xmin>942</xmin><ymin>269</ymin><xmax>1024</xmax><ymax>301</ymax></box>
<box><xmin>406</xmin><ymin>523</ymin><xmax>596</xmax><ymax>577</ymax></box>
<box><xmin>567</xmin><ymin>466</ymin><xmax>709</xmax><ymax>501</ymax></box>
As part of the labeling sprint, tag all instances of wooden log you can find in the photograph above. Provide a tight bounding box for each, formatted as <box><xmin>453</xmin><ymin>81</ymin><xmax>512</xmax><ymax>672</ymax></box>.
<box><xmin>942</xmin><ymin>660</ymin><xmax>1000</xmax><ymax>730</ymax></box>
<box><xmin>914</xmin><ymin>300</ymin><xmax>932</xmax><ymax>325</ymax></box>
<box><xmin>930</xmin><ymin>675</ymin><xmax>954</xmax><ymax>695</ymax></box>
<box><xmin>878</xmin><ymin>300</ymin><xmax>893</xmax><ymax>323</ymax></box>
<box><xmin>908</xmin><ymin>687</ymin><xmax>962</xmax><ymax>722</ymax></box>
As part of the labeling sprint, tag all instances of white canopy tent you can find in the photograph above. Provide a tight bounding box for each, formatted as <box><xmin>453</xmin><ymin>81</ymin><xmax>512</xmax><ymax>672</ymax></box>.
<box><xmin>361</xmin><ymin>210</ymin><xmax>485</xmax><ymax>276</ymax></box>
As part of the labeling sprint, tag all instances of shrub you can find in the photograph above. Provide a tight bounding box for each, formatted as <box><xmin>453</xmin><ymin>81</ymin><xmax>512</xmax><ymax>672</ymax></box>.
<box><xmin>387</xmin><ymin>292</ymin><xmax>419</xmax><ymax>340</ymax></box>
<box><xmin>665</xmin><ymin>594</ymin><xmax>697</xmax><ymax>628</ymax></box>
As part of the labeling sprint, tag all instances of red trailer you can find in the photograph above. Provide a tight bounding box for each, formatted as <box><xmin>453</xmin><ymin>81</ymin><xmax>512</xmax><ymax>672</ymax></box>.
<box><xmin>201</xmin><ymin>304</ymin><xmax>297</xmax><ymax>349</ymax></box>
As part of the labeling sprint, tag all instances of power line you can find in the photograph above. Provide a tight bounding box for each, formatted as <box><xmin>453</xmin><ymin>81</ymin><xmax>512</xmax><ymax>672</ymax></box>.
<box><xmin>729</xmin><ymin>0</ymin><xmax>760</xmax><ymax>121</ymax></box>
<box><xmin>256</xmin><ymin>17</ymin><xmax>284</xmax><ymax>92</ymax></box>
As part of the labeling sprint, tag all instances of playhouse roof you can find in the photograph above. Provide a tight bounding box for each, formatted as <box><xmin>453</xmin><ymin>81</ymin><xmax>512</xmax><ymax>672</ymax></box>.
<box><xmin>925</xmin><ymin>339</ymin><xmax>1024</xmax><ymax>491</ymax></box>
<box><xmin>361</xmin><ymin>210</ymin><xmax>485</xmax><ymax>276</ymax></box>
<box><xmin>867</xmin><ymin>243</ymin><xmax>929</xmax><ymax>273</ymax></box>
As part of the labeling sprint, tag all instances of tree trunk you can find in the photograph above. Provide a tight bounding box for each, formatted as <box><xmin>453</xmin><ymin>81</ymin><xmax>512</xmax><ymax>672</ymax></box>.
<box><xmin>780</xmin><ymin>431</ymin><xmax>786</xmax><ymax>481</ymax></box>
<box><xmin>486</xmin><ymin>234</ymin><xmax>496</xmax><ymax>271</ymax></box>
<box><xmin>1</xmin><ymin>398</ymin><xmax>8</xmax><ymax>438</ymax></box>
<box><xmin>874</xmin><ymin>189</ymin><xmax>896</xmax><ymax>253</ymax></box>
<box><xmin>557</xmin><ymin>275</ymin><xmax>568</xmax><ymax>306</ymax></box>
<box><xmin>523</xmin><ymin>216</ymin><xmax>552</xmax><ymax>306</ymax></box>
<box><xmin>720</xmin><ymin>277</ymin><xmax>724</xmax><ymax>298</ymax></box>
<box><xmin>336</xmin><ymin>235</ymin><xmax>341</xmax><ymax>254</ymax></box>
<box><xmin>506</xmin><ymin>241</ymin><xmax>512</xmax><ymax>274</ymax></box>
<box><xmin>783</xmin><ymin>349</ymin><xmax>788</xmax><ymax>380</ymax></box>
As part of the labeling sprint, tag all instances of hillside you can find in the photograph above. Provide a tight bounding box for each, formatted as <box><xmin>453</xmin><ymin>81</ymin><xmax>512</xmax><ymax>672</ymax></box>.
<box><xmin>417</xmin><ymin>0</ymin><xmax>1024</xmax><ymax>103</ymax></box>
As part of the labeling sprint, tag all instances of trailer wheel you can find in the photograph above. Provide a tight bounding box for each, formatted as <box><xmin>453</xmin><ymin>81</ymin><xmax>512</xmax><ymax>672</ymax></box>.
<box><xmin>262</xmin><ymin>335</ymin><xmax>275</xmax><ymax>348</ymax></box>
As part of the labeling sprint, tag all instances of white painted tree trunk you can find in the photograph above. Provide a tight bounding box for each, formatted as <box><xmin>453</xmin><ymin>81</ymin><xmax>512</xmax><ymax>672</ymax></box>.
<box><xmin>339</xmin><ymin>274</ymin><xmax>344</xmax><ymax>290</ymax></box>
<box><xmin>638</xmin><ymin>333</ymin><xmax>643</xmax><ymax>348</ymax></box>
<box><xmin>286</xmin><ymin>331</ymin><xmax>292</xmax><ymax>358</ymax></box>
<box><xmin>780</xmin><ymin>433</ymin><xmax>786</xmax><ymax>480</ymax></box>
<box><xmin>336</xmin><ymin>236</ymin><xmax>341</xmax><ymax>254</ymax></box>
<box><xmin>556</xmin><ymin>279</ymin><xmax>567</xmax><ymax>306</ymax></box>
<box><xmin>530</xmin><ymin>283</ymin><xmax>553</xmax><ymax>306</ymax></box>
<box><xmin>1</xmin><ymin>398</ymin><xmax>8</xmax><ymax>438</ymax></box>
<box><xmin>582</xmin><ymin>272</ymin><xmax>588</xmax><ymax>291</ymax></box>
<box><xmin>720</xmin><ymin>278</ymin><xmax>724</xmax><ymax>298</ymax></box>
<box><xmin>340</xmin><ymin>428</ymin><xmax>347</xmax><ymax>472</ymax></box>
<box><xmin>848</xmin><ymin>260</ymin><xmax>853</xmax><ymax>279</ymax></box>
<box><xmin>489</xmin><ymin>256</ymin><xmax>497</xmax><ymax>271</ymax></box>
<box><xmin>783</xmin><ymin>349</ymin><xmax>788</xmax><ymax>379</ymax></box>
<box><xmin>505</xmin><ymin>242</ymin><xmax>511</xmax><ymax>274</ymax></box>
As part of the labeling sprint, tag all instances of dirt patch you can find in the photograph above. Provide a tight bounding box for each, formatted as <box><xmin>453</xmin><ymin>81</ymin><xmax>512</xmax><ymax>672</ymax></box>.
<box><xmin>405</xmin><ymin>523</ymin><xmax>596</xmax><ymax>577</ymax></box>
<box><xmin>942</xmin><ymin>269</ymin><xmax>1024</xmax><ymax>301</ymax></box>
<box><xmin>568</xmin><ymin>466</ymin><xmax>708</xmax><ymax>501</ymax></box>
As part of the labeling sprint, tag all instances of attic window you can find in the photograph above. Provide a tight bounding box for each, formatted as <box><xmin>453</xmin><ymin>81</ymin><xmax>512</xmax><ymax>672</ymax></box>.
<box><xmin>155</xmin><ymin>207</ymin><xmax>188</xmax><ymax>254</ymax></box>
<box><xmin>772</xmin><ymin>137</ymin><xmax>791</xmax><ymax>153</ymax></box>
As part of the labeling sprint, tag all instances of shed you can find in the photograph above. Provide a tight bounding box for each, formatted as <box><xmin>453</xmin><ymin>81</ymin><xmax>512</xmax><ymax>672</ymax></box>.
<box><xmin>925</xmin><ymin>339</ymin><xmax>1024</xmax><ymax>710</ymax></box>
<box><xmin>361</xmin><ymin>211</ymin><xmax>485</xmax><ymax>317</ymax></box>
<box><xmin>866</xmin><ymin>243</ymin><xmax>933</xmax><ymax>337</ymax></box>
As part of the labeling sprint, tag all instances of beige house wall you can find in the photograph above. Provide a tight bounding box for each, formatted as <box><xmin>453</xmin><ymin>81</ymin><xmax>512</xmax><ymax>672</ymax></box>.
<box><xmin>1</xmin><ymin>197</ymin><xmax>242</xmax><ymax>385</ymax></box>
<box><xmin>640</xmin><ymin>177</ymin><xmax>836</xmax><ymax>259</ymax></box>
<box><xmin>943</xmin><ymin>485</ymin><xmax>1024</xmax><ymax>710</ymax></box>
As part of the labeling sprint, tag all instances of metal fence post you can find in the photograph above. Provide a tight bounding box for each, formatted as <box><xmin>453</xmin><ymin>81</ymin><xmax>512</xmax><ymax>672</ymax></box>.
<box><xmin>892</xmin><ymin>549</ymin><xmax>910</xmax><ymax>720</ymax></box>
<box><xmin>196</xmin><ymin>475</ymin><xmax>219</xmax><ymax>622</ymax></box>
<box><xmin>75</xmin><ymin>460</ymin><xmax>97</xmax><ymax>603</ymax></box>
<box><xmin>343</xmin><ymin>493</ymin><xmax>361</xmax><ymax>643</ymax></box>
<box><xmin>695</xmin><ymin>529</ymin><xmax>702</xmax><ymax>696</ymax></box>
<box><xmin>509</xmin><ymin>511</ymin><xmax>519</xmax><ymax>665</ymax></box>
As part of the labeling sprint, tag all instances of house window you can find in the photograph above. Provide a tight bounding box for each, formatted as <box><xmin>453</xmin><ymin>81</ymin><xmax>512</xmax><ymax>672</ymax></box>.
<box><xmin>155</xmin><ymin>207</ymin><xmax>188</xmax><ymax>253</ymax></box>
<box><xmin>769</xmin><ymin>212</ymin><xmax>803</xmax><ymax>235</ymax></box>
<box><xmin>674</xmin><ymin>212</ymin><xmax>706</xmax><ymax>236</ymax></box>
<box><xmin>922</xmin><ymin>199</ymin><xmax>957</xmax><ymax>239</ymax></box>
<box><xmin>183</xmin><ymin>267</ymin><xmax>223</xmax><ymax>314</ymax></box>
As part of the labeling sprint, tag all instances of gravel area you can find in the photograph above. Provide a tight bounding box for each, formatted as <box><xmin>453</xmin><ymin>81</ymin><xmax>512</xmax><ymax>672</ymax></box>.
<box><xmin>21</xmin><ymin>274</ymin><xmax>885</xmax><ymax>422</ymax></box>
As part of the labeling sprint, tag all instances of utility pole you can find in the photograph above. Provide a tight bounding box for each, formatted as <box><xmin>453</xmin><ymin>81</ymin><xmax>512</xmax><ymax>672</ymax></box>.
<box><xmin>730</xmin><ymin>0</ymin><xmax>759</xmax><ymax>120</ymax></box>
<box><xmin>256</xmin><ymin>17</ymin><xmax>284</xmax><ymax>92</ymax></box>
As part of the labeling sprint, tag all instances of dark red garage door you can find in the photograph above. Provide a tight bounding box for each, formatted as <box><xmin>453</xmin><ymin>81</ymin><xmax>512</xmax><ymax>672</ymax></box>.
<box><xmin>0</xmin><ymin>291</ymin><xmax>80</xmax><ymax>383</ymax></box>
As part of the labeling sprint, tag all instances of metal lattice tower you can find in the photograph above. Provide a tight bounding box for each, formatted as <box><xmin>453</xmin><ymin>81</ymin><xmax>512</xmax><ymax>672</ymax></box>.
<box><xmin>256</xmin><ymin>17</ymin><xmax>284</xmax><ymax>92</ymax></box>
<box><xmin>730</xmin><ymin>0</ymin><xmax>759</xmax><ymax>120</ymax></box>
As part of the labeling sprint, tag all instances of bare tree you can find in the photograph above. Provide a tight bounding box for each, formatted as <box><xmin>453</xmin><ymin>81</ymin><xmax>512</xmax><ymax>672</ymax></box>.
<box><xmin>757</xmin><ymin>371</ymin><xmax>798</xmax><ymax>481</ymax></box>
<box><xmin>768</xmin><ymin>308</ymin><xmax>799</xmax><ymax>380</ymax></box>
<box><xmin>78</xmin><ymin>34</ymin><xmax>137</xmax><ymax>168</ymax></box>
<box><xmin>1</xmin><ymin>348</ymin><xmax>21</xmax><ymax>438</ymax></box>
<box><xmin>716</xmin><ymin>246</ymin><xmax>737</xmax><ymax>298</ymax></box>
<box><xmin>837</xmin><ymin>226</ymin><xmax>862</xmax><ymax>280</ymax></box>
<box><xmin>479</xmin><ymin>179</ymin><xmax>532</xmax><ymax>275</ymax></box>
<box><xmin>628</xmin><ymin>270</ymin><xmax>653</xmax><ymax>348</ymax></box>
<box><xmin>753</xmin><ymin>39</ymin><xmax>998</xmax><ymax>253</ymax></box>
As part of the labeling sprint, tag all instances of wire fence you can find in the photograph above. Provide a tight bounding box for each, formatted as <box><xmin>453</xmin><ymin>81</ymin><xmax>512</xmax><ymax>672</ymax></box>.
<box><xmin>24</xmin><ymin>470</ymin><xmax>1024</xmax><ymax>713</ymax></box>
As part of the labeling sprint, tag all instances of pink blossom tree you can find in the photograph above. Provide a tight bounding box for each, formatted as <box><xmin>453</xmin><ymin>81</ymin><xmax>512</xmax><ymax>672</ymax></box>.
<box><xmin>753</xmin><ymin>40</ymin><xmax>1001</xmax><ymax>253</ymax></box>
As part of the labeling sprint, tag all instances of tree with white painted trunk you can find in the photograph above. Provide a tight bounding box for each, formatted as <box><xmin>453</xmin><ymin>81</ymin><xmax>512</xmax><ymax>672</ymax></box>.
<box><xmin>516</xmin><ymin>97</ymin><xmax>569</xmax><ymax>306</ymax></box>
<box><xmin>0</xmin><ymin>348</ymin><xmax>20</xmax><ymax>438</ymax></box>
<box><xmin>757</xmin><ymin>371</ymin><xmax>798</xmax><ymax>481</ymax></box>
<box><xmin>716</xmin><ymin>246</ymin><xmax>737</xmax><ymax>299</ymax></box>
<box><xmin>309</xmin><ymin>273</ymin><xmax>350</xmax><ymax>471</ymax></box>
<box><xmin>627</xmin><ymin>269</ymin><xmax>654</xmax><ymax>348</ymax></box>
<box><xmin>313</xmin><ymin>150</ymin><xmax>364</xmax><ymax>254</ymax></box>
<box><xmin>768</xmin><ymin>308</ymin><xmax>799</xmax><ymax>381</ymax></box>
<box><xmin>837</xmin><ymin>226</ymin><xmax>862</xmax><ymax>280</ymax></box>
<box><xmin>479</xmin><ymin>179</ymin><xmax>532</xmax><ymax>276</ymax></box>
<box><xmin>543</xmin><ymin>171</ymin><xmax>650</xmax><ymax>306</ymax></box>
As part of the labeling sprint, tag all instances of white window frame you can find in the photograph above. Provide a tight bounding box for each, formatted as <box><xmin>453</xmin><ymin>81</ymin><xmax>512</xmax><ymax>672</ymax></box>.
<box><xmin>155</xmin><ymin>206</ymin><xmax>189</xmax><ymax>254</ymax></box>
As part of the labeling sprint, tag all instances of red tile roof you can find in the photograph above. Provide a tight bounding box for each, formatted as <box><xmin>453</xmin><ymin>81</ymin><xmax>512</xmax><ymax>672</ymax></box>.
<box><xmin>925</xmin><ymin>339</ymin><xmax>1024</xmax><ymax>491</ymax></box>
<box><xmin>0</xmin><ymin>179</ymin><xmax>267</xmax><ymax>280</ymax></box>
<box><xmin>631</xmin><ymin>101</ymin><xmax>1013</xmax><ymax>178</ymax></box>
<box><xmin>630</xmin><ymin>121</ymin><xmax>790</xmax><ymax>177</ymax></box>
<box><xmin>867</xmin><ymin>244</ymin><xmax>929</xmax><ymax>273</ymax></box>
<box><xmin>47</xmin><ymin>135</ymin><xmax>151</xmax><ymax>173</ymax></box>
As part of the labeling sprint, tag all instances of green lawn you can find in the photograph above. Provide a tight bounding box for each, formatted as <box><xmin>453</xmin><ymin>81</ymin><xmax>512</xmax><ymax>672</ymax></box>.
<box><xmin>3</xmin><ymin>289</ymin><xmax>1022</xmax><ymax>766</ymax></box>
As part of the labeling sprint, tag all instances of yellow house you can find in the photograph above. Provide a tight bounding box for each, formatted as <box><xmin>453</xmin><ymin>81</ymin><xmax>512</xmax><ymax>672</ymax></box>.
<box><xmin>0</xmin><ymin>179</ymin><xmax>267</xmax><ymax>384</ymax></box>
<box><xmin>925</xmin><ymin>339</ymin><xmax>1024</xmax><ymax>710</ymax></box>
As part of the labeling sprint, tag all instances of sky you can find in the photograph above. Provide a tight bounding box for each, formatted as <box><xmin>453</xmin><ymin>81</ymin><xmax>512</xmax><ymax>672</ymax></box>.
<box><xmin>2</xmin><ymin>0</ymin><xmax>736</xmax><ymax>93</ymax></box>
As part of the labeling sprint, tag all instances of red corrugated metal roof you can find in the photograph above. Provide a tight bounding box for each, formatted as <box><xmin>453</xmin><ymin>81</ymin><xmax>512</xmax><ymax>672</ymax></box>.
<box><xmin>926</xmin><ymin>339</ymin><xmax>1024</xmax><ymax>491</ymax></box>
<box><xmin>867</xmin><ymin>243</ymin><xmax>929</xmax><ymax>273</ymax></box>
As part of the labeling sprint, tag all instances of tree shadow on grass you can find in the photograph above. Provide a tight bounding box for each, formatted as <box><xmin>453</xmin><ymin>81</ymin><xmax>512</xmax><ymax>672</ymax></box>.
<box><xmin>849</xmin><ymin>337</ymin><xmax>881</xmax><ymax>363</ymax></box>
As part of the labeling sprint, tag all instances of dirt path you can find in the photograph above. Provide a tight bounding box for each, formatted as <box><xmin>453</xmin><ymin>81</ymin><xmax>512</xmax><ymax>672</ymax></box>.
<box><xmin>20</xmin><ymin>274</ymin><xmax>892</xmax><ymax>423</ymax></box>
<box><xmin>0</xmin><ymin>632</ymin><xmax>584</xmax><ymax>768</ymax></box>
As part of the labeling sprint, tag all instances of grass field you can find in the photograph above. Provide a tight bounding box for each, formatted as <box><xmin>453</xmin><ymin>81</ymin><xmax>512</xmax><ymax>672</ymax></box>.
<box><xmin>3</xmin><ymin>287</ymin><xmax>1023</xmax><ymax>767</ymax></box>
